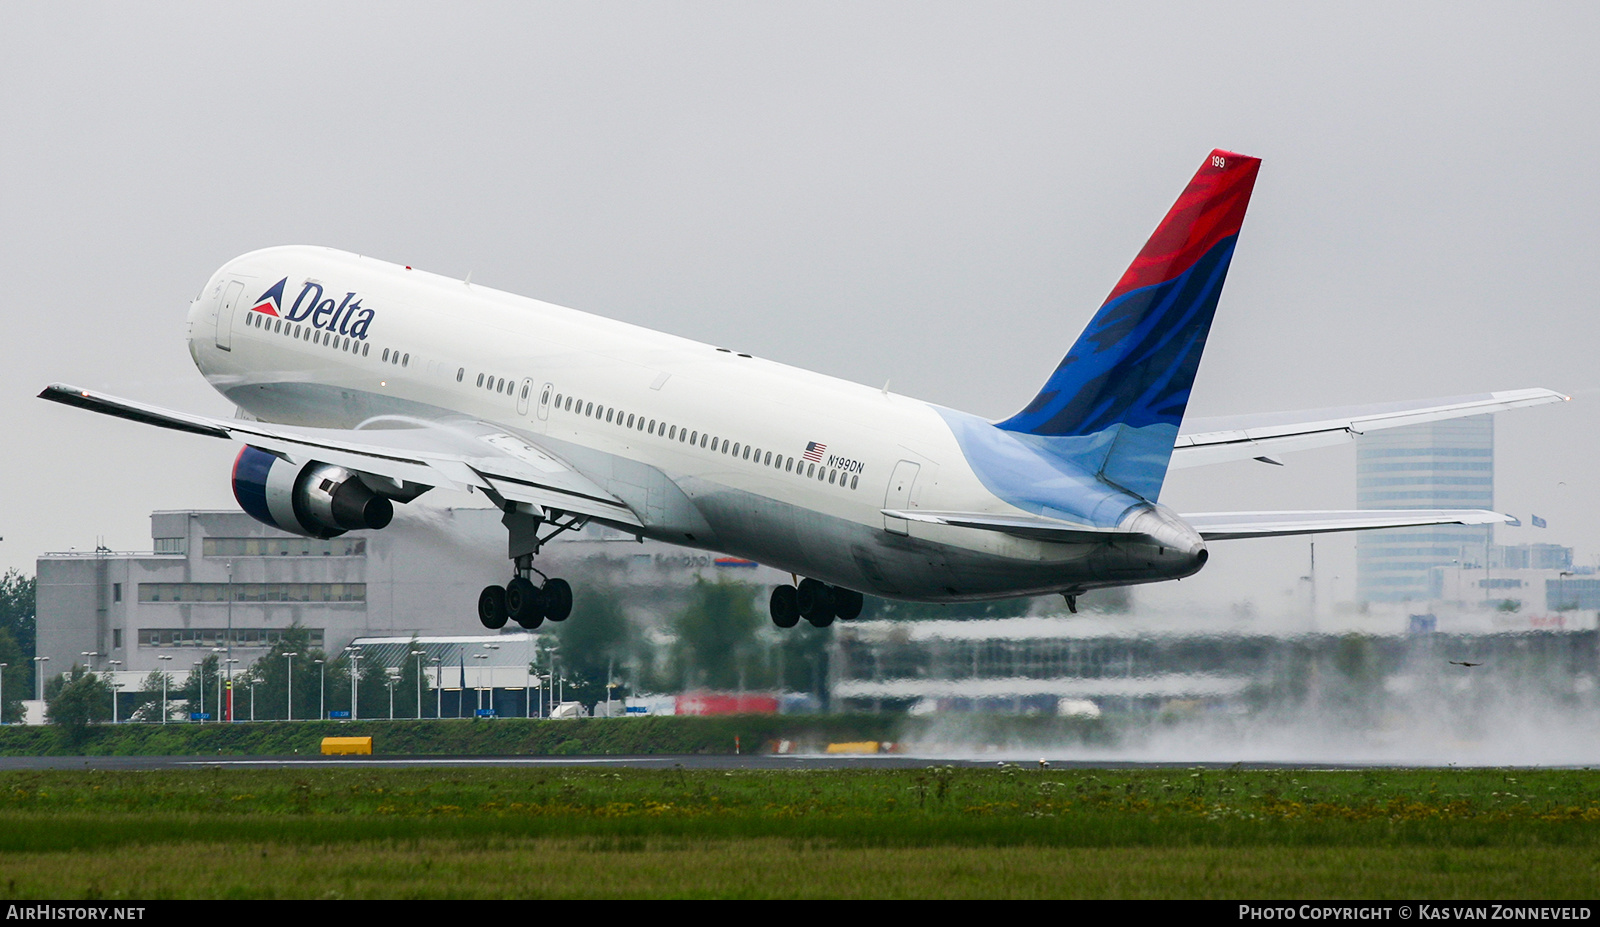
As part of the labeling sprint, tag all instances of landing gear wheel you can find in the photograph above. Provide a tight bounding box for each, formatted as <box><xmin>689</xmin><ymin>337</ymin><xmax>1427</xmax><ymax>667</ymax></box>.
<box><xmin>797</xmin><ymin>578</ymin><xmax>835</xmax><ymax>627</ymax></box>
<box><xmin>478</xmin><ymin>585</ymin><xmax>508</xmax><ymax>630</ymax></box>
<box><xmin>770</xmin><ymin>585</ymin><xmax>800</xmax><ymax>628</ymax></box>
<box><xmin>542</xmin><ymin>578</ymin><xmax>572</xmax><ymax>622</ymax></box>
<box><xmin>832</xmin><ymin>587</ymin><xmax>864</xmax><ymax>621</ymax></box>
<box><xmin>506</xmin><ymin>576</ymin><xmax>545</xmax><ymax>629</ymax></box>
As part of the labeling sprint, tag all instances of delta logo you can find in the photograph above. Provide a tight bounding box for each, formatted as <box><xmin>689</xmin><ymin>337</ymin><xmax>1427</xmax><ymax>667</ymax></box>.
<box><xmin>248</xmin><ymin>278</ymin><xmax>376</xmax><ymax>340</ymax></box>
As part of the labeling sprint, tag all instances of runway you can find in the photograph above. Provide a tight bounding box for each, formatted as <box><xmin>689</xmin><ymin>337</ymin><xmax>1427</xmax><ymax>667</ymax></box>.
<box><xmin>0</xmin><ymin>753</ymin><xmax>1391</xmax><ymax>771</ymax></box>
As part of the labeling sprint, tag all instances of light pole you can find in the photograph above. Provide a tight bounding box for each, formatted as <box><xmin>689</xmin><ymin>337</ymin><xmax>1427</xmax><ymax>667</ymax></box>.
<box><xmin>33</xmin><ymin>656</ymin><xmax>48</xmax><ymax>714</ymax></box>
<box><xmin>347</xmin><ymin>648</ymin><xmax>362</xmax><ymax>720</ymax></box>
<box><xmin>82</xmin><ymin>651</ymin><xmax>98</xmax><ymax>671</ymax></box>
<box><xmin>412</xmin><ymin>650</ymin><xmax>426</xmax><ymax>719</ymax></box>
<box><xmin>0</xmin><ymin>663</ymin><xmax>7</xmax><ymax>725</ymax></box>
<box><xmin>283</xmin><ymin>652</ymin><xmax>297</xmax><ymax>722</ymax></box>
<box><xmin>483</xmin><ymin>643</ymin><xmax>500</xmax><ymax>717</ymax></box>
<box><xmin>430</xmin><ymin>657</ymin><xmax>442</xmax><ymax>718</ymax></box>
<box><xmin>193</xmin><ymin>660</ymin><xmax>205</xmax><ymax>720</ymax></box>
<box><xmin>473</xmin><ymin>654</ymin><xmax>489</xmax><ymax>713</ymax></box>
<box><xmin>386</xmin><ymin>674</ymin><xmax>396</xmax><ymax>720</ymax></box>
<box><xmin>107</xmin><ymin>660</ymin><xmax>122</xmax><ymax>723</ymax></box>
<box><xmin>157</xmin><ymin>654</ymin><xmax>172</xmax><ymax>723</ymax></box>
<box><xmin>316</xmin><ymin>659</ymin><xmax>325</xmax><ymax>721</ymax></box>
<box><xmin>249</xmin><ymin>676</ymin><xmax>257</xmax><ymax>722</ymax></box>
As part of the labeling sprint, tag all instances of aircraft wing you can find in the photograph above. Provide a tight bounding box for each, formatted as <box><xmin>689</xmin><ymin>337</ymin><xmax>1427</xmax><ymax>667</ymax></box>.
<box><xmin>39</xmin><ymin>383</ymin><xmax>643</xmax><ymax>527</ymax></box>
<box><xmin>1171</xmin><ymin>388</ymin><xmax>1567</xmax><ymax>468</ymax></box>
<box><xmin>1181</xmin><ymin>509</ymin><xmax>1510</xmax><ymax>541</ymax></box>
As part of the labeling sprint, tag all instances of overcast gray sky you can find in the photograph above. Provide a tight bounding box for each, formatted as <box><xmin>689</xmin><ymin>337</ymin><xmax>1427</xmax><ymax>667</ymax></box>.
<box><xmin>2</xmin><ymin>2</ymin><xmax>1595</xmax><ymax>613</ymax></box>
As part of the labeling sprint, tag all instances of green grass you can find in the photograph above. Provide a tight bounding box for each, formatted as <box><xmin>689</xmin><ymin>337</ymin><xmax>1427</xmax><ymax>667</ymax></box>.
<box><xmin>0</xmin><ymin>713</ymin><xmax>1109</xmax><ymax>757</ymax></box>
<box><xmin>1</xmin><ymin>766</ymin><xmax>1598</xmax><ymax>898</ymax></box>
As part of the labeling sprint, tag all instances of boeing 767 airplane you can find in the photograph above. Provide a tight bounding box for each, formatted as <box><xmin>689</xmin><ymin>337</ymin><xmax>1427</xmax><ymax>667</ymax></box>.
<box><xmin>42</xmin><ymin>150</ymin><xmax>1566</xmax><ymax>630</ymax></box>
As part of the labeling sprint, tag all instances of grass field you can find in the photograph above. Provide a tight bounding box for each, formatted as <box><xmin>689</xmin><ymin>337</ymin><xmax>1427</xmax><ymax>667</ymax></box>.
<box><xmin>3</xmin><ymin>765</ymin><xmax>1598</xmax><ymax>898</ymax></box>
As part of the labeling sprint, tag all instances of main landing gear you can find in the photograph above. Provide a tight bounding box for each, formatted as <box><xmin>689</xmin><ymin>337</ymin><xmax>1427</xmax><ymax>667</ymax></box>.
<box><xmin>478</xmin><ymin>507</ymin><xmax>582</xmax><ymax>631</ymax></box>
<box><xmin>770</xmin><ymin>578</ymin><xmax>863</xmax><ymax>629</ymax></box>
<box><xmin>478</xmin><ymin>562</ymin><xmax>573</xmax><ymax>630</ymax></box>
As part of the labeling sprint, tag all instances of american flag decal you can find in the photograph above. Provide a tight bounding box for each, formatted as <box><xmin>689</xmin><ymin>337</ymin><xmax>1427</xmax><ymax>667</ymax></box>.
<box><xmin>803</xmin><ymin>441</ymin><xmax>827</xmax><ymax>463</ymax></box>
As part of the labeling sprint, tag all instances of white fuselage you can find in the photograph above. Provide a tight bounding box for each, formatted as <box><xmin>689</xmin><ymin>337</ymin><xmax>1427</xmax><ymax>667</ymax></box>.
<box><xmin>186</xmin><ymin>246</ymin><xmax>1197</xmax><ymax>601</ymax></box>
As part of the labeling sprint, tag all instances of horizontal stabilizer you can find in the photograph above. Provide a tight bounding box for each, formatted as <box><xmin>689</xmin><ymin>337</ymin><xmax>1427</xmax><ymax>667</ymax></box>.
<box><xmin>1183</xmin><ymin>509</ymin><xmax>1510</xmax><ymax>541</ymax></box>
<box><xmin>1173</xmin><ymin>388</ymin><xmax>1568</xmax><ymax>468</ymax></box>
<box><xmin>881</xmin><ymin>510</ymin><xmax>1152</xmax><ymax>544</ymax></box>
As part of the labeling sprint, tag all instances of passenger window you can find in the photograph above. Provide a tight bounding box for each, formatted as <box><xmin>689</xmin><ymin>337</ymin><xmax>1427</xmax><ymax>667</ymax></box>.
<box><xmin>521</xmin><ymin>384</ymin><xmax>530</xmax><ymax>400</ymax></box>
<box><xmin>555</xmin><ymin>393</ymin><xmax>563</xmax><ymax>407</ymax></box>
<box><xmin>476</xmin><ymin>373</ymin><xmax>484</xmax><ymax>387</ymax></box>
<box><xmin>402</xmin><ymin>353</ymin><xmax>409</xmax><ymax>366</ymax></box>
<box><xmin>807</xmin><ymin>463</ymin><xmax>815</xmax><ymax>478</ymax></box>
<box><xmin>626</xmin><ymin>413</ymin><xmax>634</xmax><ymax>428</ymax></box>
<box><xmin>786</xmin><ymin>458</ymin><xmax>794</xmax><ymax>472</ymax></box>
<box><xmin>721</xmin><ymin>439</ymin><xmax>729</xmax><ymax>453</ymax></box>
<box><xmin>458</xmin><ymin>368</ymin><xmax>465</xmax><ymax>382</ymax></box>
<box><xmin>584</xmin><ymin>402</ymin><xmax>593</xmax><ymax>416</ymax></box>
<box><xmin>690</xmin><ymin>431</ymin><xmax>697</xmax><ymax>444</ymax></box>
<box><xmin>700</xmin><ymin>434</ymin><xmax>708</xmax><ymax>448</ymax></box>
<box><xmin>764</xmin><ymin>452</ymin><xmax>772</xmax><ymax>466</ymax></box>
<box><xmin>669</xmin><ymin>426</ymin><xmax>676</xmax><ymax>440</ymax></box>
<box><xmin>680</xmin><ymin>429</ymin><xmax>688</xmax><ymax>443</ymax></box>
<box><xmin>648</xmin><ymin>419</ymin><xmax>656</xmax><ymax>434</ymax></box>
<box><xmin>732</xmin><ymin>443</ymin><xmax>740</xmax><ymax>457</ymax></box>
<box><xmin>829</xmin><ymin>470</ymin><xmax>837</xmax><ymax>484</ymax></box>
<box><xmin>851</xmin><ymin>475</ymin><xmax>859</xmax><ymax>489</ymax></box>
<box><xmin>605</xmin><ymin>408</ymin><xmax>613</xmax><ymax>423</ymax></box>
<box><xmin>743</xmin><ymin>446</ymin><xmax>751</xmax><ymax>460</ymax></box>
<box><xmin>362</xmin><ymin>343</ymin><xmax>370</xmax><ymax>356</ymax></box>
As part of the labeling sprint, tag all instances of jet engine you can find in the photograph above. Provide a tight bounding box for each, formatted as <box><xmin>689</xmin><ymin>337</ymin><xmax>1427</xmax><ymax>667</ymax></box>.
<box><xmin>231</xmin><ymin>445</ymin><xmax>395</xmax><ymax>539</ymax></box>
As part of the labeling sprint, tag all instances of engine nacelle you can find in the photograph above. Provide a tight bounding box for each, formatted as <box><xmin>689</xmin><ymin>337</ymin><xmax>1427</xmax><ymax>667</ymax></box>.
<box><xmin>231</xmin><ymin>446</ymin><xmax>394</xmax><ymax>539</ymax></box>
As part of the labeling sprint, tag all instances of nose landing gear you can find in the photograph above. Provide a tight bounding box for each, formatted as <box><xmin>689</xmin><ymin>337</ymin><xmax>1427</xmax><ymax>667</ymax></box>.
<box><xmin>770</xmin><ymin>578</ymin><xmax>863</xmax><ymax>629</ymax></box>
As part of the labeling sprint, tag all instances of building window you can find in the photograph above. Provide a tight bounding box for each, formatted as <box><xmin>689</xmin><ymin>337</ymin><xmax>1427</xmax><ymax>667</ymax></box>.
<box><xmin>138</xmin><ymin>628</ymin><xmax>326</xmax><ymax>648</ymax></box>
<box><xmin>202</xmin><ymin>537</ymin><xmax>366</xmax><ymax>557</ymax></box>
<box><xmin>113</xmin><ymin>629</ymin><xmax>122</xmax><ymax>649</ymax></box>
<box><xmin>153</xmin><ymin>537</ymin><xmax>186</xmax><ymax>555</ymax></box>
<box><xmin>113</xmin><ymin>583</ymin><xmax>122</xmax><ymax>603</ymax></box>
<box><xmin>138</xmin><ymin>583</ymin><xmax>366</xmax><ymax>603</ymax></box>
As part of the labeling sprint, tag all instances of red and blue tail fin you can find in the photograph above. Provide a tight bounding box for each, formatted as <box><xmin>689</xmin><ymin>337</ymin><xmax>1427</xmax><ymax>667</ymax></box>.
<box><xmin>996</xmin><ymin>149</ymin><xmax>1260</xmax><ymax>500</ymax></box>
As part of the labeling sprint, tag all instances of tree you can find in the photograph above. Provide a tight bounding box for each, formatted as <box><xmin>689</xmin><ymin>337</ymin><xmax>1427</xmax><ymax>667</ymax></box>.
<box><xmin>551</xmin><ymin>586</ymin><xmax>635</xmax><ymax>709</ymax></box>
<box><xmin>0</xmin><ymin>570</ymin><xmax>35</xmax><ymax>696</ymax></box>
<box><xmin>859</xmin><ymin>595</ymin><xmax>1036</xmax><ymax>620</ymax></box>
<box><xmin>248</xmin><ymin>625</ymin><xmax>339</xmax><ymax>720</ymax></box>
<box><xmin>392</xmin><ymin>637</ymin><xmax>435</xmax><ymax>718</ymax></box>
<box><xmin>0</xmin><ymin>628</ymin><xmax>25</xmax><ymax>723</ymax></box>
<box><xmin>46</xmin><ymin>664</ymin><xmax>111</xmax><ymax>741</ymax></box>
<box><xmin>671</xmin><ymin>579</ymin><xmax>762</xmax><ymax>691</ymax></box>
<box><xmin>128</xmin><ymin>669</ymin><xmax>177</xmax><ymax>722</ymax></box>
<box><xmin>173</xmin><ymin>654</ymin><xmax>219</xmax><ymax>718</ymax></box>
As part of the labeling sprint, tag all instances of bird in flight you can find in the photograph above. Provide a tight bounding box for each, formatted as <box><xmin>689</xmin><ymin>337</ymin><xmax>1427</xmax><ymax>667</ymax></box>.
<box><xmin>1449</xmin><ymin>661</ymin><xmax>1483</xmax><ymax>667</ymax></box>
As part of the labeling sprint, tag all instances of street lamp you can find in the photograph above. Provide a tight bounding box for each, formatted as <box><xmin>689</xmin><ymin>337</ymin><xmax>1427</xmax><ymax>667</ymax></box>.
<box><xmin>224</xmin><ymin>560</ymin><xmax>234</xmax><ymax>722</ymax></box>
<box><xmin>473</xmin><ymin>654</ymin><xmax>489</xmax><ymax>713</ymax></box>
<box><xmin>430</xmin><ymin>657</ymin><xmax>442</xmax><ymax>719</ymax></box>
<box><xmin>0</xmin><ymin>663</ymin><xmax>7</xmax><ymax>725</ymax></box>
<box><xmin>82</xmin><ymin>651</ymin><xmax>98</xmax><ymax>671</ymax></box>
<box><xmin>483</xmin><ymin>643</ymin><xmax>500</xmax><ymax>717</ymax></box>
<box><xmin>192</xmin><ymin>660</ymin><xmax>205</xmax><ymax>721</ymax></box>
<box><xmin>107</xmin><ymin>660</ymin><xmax>122</xmax><ymax>723</ymax></box>
<box><xmin>33</xmin><ymin>656</ymin><xmax>49</xmax><ymax>712</ymax></box>
<box><xmin>346</xmin><ymin>648</ymin><xmax>362</xmax><ymax>720</ymax></box>
<box><xmin>249</xmin><ymin>676</ymin><xmax>258</xmax><ymax>722</ymax></box>
<box><xmin>224</xmin><ymin>659</ymin><xmax>239</xmax><ymax>723</ymax></box>
<box><xmin>157</xmin><ymin>655</ymin><xmax>172</xmax><ymax>724</ymax></box>
<box><xmin>211</xmin><ymin>648</ymin><xmax>225</xmax><ymax>723</ymax></box>
<box><xmin>416</xmin><ymin>650</ymin><xmax>428</xmax><ymax>720</ymax></box>
<box><xmin>315</xmin><ymin>659</ymin><xmax>325</xmax><ymax>721</ymax></box>
<box><xmin>387</xmin><ymin>675</ymin><xmax>396</xmax><ymax>720</ymax></box>
<box><xmin>283</xmin><ymin>652</ymin><xmax>297</xmax><ymax>721</ymax></box>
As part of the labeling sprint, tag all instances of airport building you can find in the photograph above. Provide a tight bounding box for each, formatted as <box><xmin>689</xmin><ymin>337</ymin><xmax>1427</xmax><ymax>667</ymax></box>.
<box><xmin>1356</xmin><ymin>416</ymin><xmax>1495</xmax><ymax>602</ymax></box>
<box><xmin>35</xmin><ymin>507</ymin><xmax>789</xmax><ymax>692</ymax></box>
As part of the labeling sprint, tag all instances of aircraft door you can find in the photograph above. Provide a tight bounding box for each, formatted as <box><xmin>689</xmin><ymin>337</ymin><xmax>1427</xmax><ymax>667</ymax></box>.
<box><xmin>882</xmin><ymin>460</ymin><xmax>921</xmax><ymax>535</ymax></box>
<box><xmin>536</xmin><ymin>382</ymin><xmax>553</xmax><ymax>421</ymax></box>
<box><xmin>517</xmin><ymin>377</ymin><xmax>533</xmax><ymax>417</ymax></box>
<box><xmin>214</xmin><ymin>280</ymin><xmax>245</xmax><ymax>351</ymax></box>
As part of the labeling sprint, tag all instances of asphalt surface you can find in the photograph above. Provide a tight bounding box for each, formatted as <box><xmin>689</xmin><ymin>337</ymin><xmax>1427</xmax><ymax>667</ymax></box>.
<box><xmin>0</xmin><ymin>754</ymin><xmax>1403</xmax><ymax>771</ymax></box>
